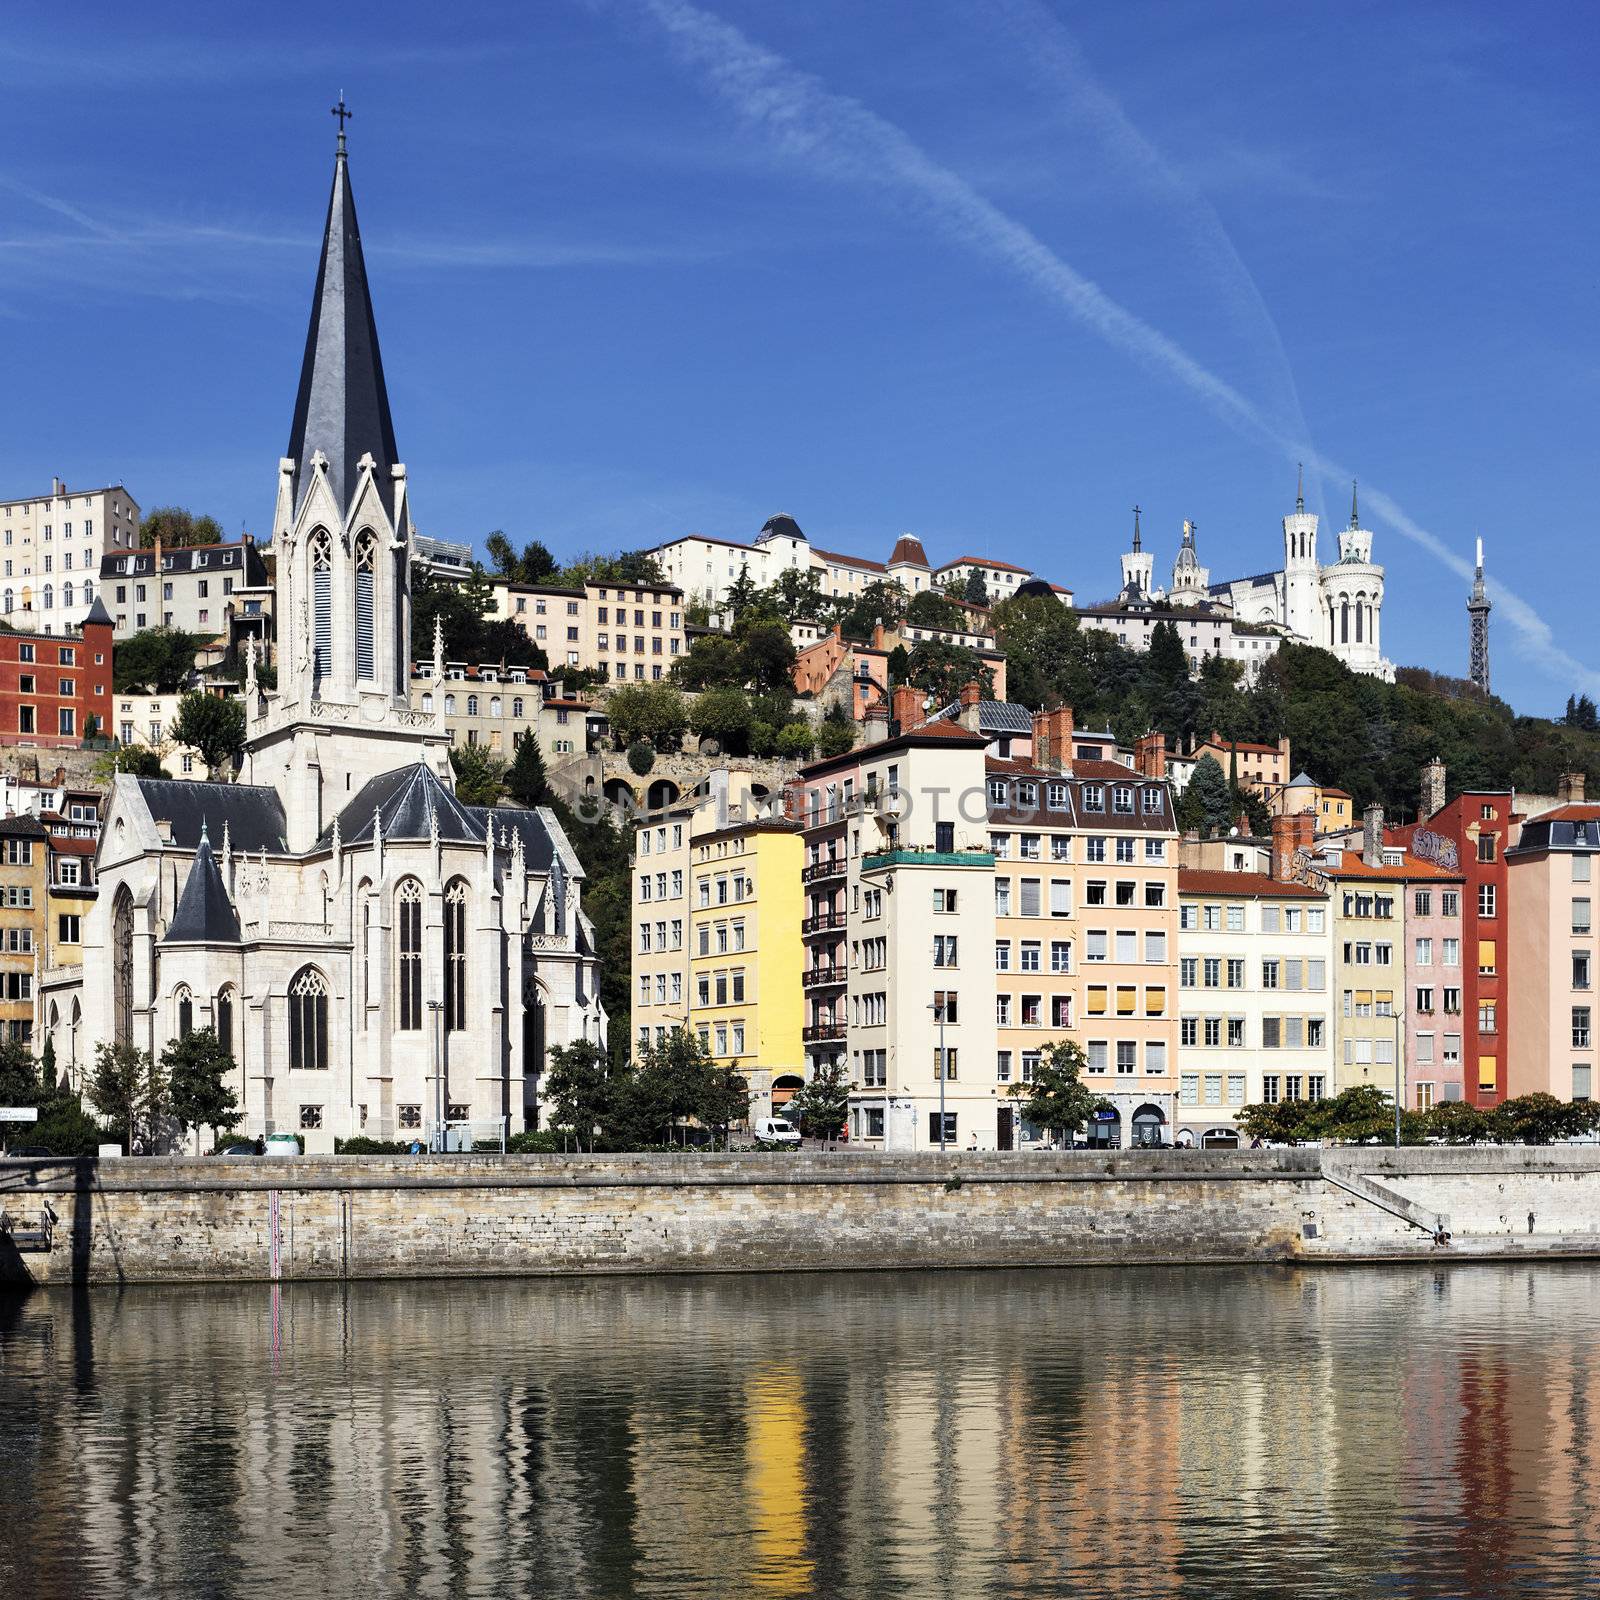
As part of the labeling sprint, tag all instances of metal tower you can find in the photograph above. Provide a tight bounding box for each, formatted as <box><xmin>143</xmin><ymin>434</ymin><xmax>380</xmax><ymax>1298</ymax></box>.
<box><xmin>1468</xmin><ymin>537</ymin><xmax>1491</xmax><ymax>695</ymax></box>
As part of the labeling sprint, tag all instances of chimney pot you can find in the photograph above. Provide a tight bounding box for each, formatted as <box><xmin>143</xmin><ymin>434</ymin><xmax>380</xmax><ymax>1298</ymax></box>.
<box><xmin>1135</xmin><ymin>731</ymin><xmax>1167</xmax><ymax>779</ymax></box>
<box><xmin>1030</xmin><ymin>705</ymin><xmax>1074</xmax><ymax>773</ymax></box>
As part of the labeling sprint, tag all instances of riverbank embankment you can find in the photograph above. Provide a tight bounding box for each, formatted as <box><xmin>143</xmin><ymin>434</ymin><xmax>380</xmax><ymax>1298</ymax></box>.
<box><xmin>5</xmin><ymin>1146</ymin><xmax>1600</xmax><ymax>1287</ymax></box>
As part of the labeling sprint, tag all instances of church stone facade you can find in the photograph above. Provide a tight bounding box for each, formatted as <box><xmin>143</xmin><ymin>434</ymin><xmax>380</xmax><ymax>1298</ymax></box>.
<box><xmin>55</xmin><ymin>132</ymin><xmax>606</xmax><ymax>1149</ymax></box>
<box><xmin>1121</xmin><ymin>480</ymin><xmax>1395</xmax><ymax>681</ymax></box>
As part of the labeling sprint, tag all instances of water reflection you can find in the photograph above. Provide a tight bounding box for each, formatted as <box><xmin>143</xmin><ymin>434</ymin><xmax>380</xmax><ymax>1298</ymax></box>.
<box><xmin>4</xmin><ymin>1265</ymin><xmax>1600</xmax><ymax>1598</ymax></box>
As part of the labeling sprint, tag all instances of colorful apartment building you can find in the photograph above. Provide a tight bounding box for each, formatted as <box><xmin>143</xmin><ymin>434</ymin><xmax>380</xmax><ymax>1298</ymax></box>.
<box><xmin>687</xmin><ymin>815</ymin><xmax>804</xmax><ymax>1120</ymax></box>
<box><xmin>1507</xmin><ymin>789</ymin><xmax>1600</xmax><ymax>1103</ymax></box>
<box><xmin>1176</xmin><ymin>849</ymin><xmax>1331</xmax><ymax>1146</ymax></box>
<box><xmin>0</xmin><ymin>815</ymin><xmax>47</xmax><ymax>1045</ymax></box>
<box><xmin>0</xmin><ymin>600</ymin><xmax>114</xmax><ymax>749</ymax></box>
<box><xmin>494</xmin><ymin>579</ymin><xmax>686</xmax><ymax>681</ymax></box>
<box><xmin>1391</xmin><ymin>761</ymin><xmax>1516</xmax><ymax>1105</ymax></box>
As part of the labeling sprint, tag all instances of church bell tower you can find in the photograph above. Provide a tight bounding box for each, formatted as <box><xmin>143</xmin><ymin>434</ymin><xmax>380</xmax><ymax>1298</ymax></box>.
<box><xmin>242</xmin><ymin>103</ymin><xmax>449</xmax><ymax>849</ymax></box>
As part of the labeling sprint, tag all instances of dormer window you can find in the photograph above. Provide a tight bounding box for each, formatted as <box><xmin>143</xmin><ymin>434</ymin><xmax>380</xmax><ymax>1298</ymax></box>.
<box><xmin>1082</xmin><ymin>785</ymin><xmax>1105</xmax><ymax>813</ymax></box>
<box><xmin>1112</xmin><ymin>786</ymin><xmax>1134</xmax><ymax>814</ymax></box>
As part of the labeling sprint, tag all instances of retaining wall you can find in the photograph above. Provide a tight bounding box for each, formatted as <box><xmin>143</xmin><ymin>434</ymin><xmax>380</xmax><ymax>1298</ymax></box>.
<box><xmin>5</xmin><ymin>1147</ymin><xmax>1600</xmax><ymax>1288</ymax></box>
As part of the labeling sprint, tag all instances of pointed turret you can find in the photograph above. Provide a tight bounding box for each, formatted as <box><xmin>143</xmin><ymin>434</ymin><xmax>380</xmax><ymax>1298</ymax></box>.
<box><xmin>164</xmin><ymin>821</ymin><xmax>242</xmax><ymax>944</ymax></box>
<box><xmin>286</xmin><ymin>126</ymin><xmax>399</xmax><ymax>517</ymax></box>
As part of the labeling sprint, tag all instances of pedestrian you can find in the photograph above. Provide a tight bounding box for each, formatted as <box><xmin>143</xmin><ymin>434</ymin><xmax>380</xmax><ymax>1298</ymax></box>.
<box><xmin>253</xmin><ymin>1134</ymin><xmax>265</xmax><ymax>1156</ymax></box>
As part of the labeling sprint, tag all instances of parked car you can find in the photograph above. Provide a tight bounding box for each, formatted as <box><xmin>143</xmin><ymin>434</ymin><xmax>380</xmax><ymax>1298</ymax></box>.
<box><xmin>751</xmin><ymin>1117</ymin><xmax>800</xmax><ymax>1147</ymax></box>
<box><xmin>217</xmin><ymin>1141</ymin><xmax>259</xmax><ymax>1157</ymax></box>
<box><xmin>262</xmin><ymin>1132</ymin><xmax>302</xmax><ymax>1157</ymax></box>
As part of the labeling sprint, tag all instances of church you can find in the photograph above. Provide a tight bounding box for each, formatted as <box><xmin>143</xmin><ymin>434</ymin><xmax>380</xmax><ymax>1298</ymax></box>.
<box><xmin>50</xmin><ymin>125</ymin><xmax>607</xmax><ymax>1149</ymax></box>
<box><xmin>1118</xmin><ymin>476</ymin><xmax>1395</xmax><ymax>681</ymax></box>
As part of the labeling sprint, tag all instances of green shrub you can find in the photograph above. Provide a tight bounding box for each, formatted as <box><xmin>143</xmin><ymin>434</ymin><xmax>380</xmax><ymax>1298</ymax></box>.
<box><xmin>506</xmin><ymin>1129</ymin><xmax>563</xmax><ymax>1154</ymax></box>
<box><xmin>626</xmin><ymin>739</ymin><xmax>656</xmax><ymax>776</ymax></box>
<box><xmin>334</xmin><ymin>1136</ymin><xmax>412</xmax><ymax>1155</ymax></box>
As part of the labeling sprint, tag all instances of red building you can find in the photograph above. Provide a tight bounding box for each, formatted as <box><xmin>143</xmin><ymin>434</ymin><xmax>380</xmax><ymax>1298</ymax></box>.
<box><xmin>1393</xmin><ymin>764</ymin><xmax>1516</xmax><ymax>1105</ymax></box>
<box><xmin>0</xmin><ymin>599</ymin><xmax>113</xmax><ymax>749</ymax></box>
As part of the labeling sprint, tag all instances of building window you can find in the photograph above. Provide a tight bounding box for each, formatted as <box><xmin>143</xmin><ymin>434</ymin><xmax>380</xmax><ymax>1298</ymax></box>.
<box><xmin>288</xmin><ymin>967</ymin><xmax>329</xmax><ymax>1070</ymax></box>
<box><xmin>397</xmin><ymin>878</ymin><xmax>424</xmax><ymax>1029</ymax></box>
<box><xmin>299</xmin><ymin>1105</ymin><xmax>323</xmax><ymax>1131</ymax></box>
<box><xmin>216</xmin><ymin>988</ymin><xmax>234</xmax><ymax>1056</ymax></box>
<box><xmin>444</xmin><ymin>881</ymin><xmax>467</xmax><ymax>1032</ymax></box>
<box><xmin>309</xmin><ymin>529</ymin><xmax>333</xmax><ymax>685</ymax></box>
<box><xmin>354</xmin><ymin>530</ymin><xmax>377</xmax><ymax>679</ymax></box>
<box><xmin>112</xmin><ymin>889</ymin><xmax>134</xmax><ymax>1045</ymax></box>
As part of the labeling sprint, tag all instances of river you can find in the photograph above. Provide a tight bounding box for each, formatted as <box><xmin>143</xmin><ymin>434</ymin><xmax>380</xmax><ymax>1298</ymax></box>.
<box><xmin>3</xmin><ymin>1263</ymin><xmax>1599</xmax><ymax>1598</ymax></box>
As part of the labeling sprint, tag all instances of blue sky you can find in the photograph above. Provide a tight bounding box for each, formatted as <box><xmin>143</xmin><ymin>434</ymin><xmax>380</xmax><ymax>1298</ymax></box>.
<box><xmin>2</xmin><ymin>1</ymin><xmax>1595</xmax><ymax>714</ymax></box>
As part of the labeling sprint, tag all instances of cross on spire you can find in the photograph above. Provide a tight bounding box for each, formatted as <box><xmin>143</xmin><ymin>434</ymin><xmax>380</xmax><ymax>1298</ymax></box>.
<box><xmin>331</xmin><ymin>93</ymin><xmax>353</xmax><ymax>154</ymax></box>
<box><xmin>1132</xmin><ymin>505</ymin><xmax>1142</xmax><ymax>552</ymax></box>
<box><xmin>1296</xmin><ymin>462</ymin><xmax>1304</xmax><ymax>514</ymax></box>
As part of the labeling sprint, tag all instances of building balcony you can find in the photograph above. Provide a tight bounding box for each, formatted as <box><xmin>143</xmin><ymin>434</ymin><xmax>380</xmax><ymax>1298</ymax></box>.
<box><xmin>803</xmin><ymin>858</ymin><xmax>846</xmax><ymax>884</ymax></box>
<box><xmin>862</xmin><ymin>849</ymin><xmax>995</xmax><ymax>873</ymax></box>
<box><xmin>803</xmin><ymin>964</ymin><xmax>846</xmax><ymax>989</ymax></box>
<box><xmin>802</xmin><ymin>910</ymin><xmax>847</xmax><ymax>934</ymax></box>
<box><xmin>803</xmin><ymin>1022</ymin><xmax>847</xmax><ymax>1042</ymax></box>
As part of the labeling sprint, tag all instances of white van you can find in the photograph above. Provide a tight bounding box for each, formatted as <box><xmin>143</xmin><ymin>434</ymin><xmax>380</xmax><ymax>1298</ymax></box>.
<box><xmin>751</xmin><ymin>1117</ymin><xmax>800</xmax><ymax>1147</ymax></box>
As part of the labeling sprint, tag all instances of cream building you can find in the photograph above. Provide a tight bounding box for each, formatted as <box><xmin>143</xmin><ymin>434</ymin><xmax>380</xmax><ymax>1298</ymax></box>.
<box><xmin>112</xmin><ymin>692</ymin><xmax>207</xmax><ymax>778</ymax></box>
<box><xmin>101</xmin><ymin>536</ymin><xmax>270</xmax><ymax>640</ymax></box>
<box><xmin>1176</xmin><ymin>862</ymin><xmax>1333</xmax><ymax>1146</ymax></box>
<box><xmin>492</xmin><ymin>579</ymin><xmax>686</xmax><ymax>681</ymax></box>
<box><xmin>0</xmin><ymin>477</ymin><xmax>139</xmax><ymax>632</ymax></box>
<box><xmin>54</xmin><ymin>128</ymin><xmax>605</xmax><ymax>1150</ymax></box>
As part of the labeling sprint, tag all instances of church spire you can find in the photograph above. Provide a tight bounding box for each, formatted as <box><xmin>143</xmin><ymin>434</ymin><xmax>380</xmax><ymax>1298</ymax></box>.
<box><xmin>1350</xmin><ymin>479</ymin><xmax>1360</xmax><ymax>529</ymax></box>
<box><xmin>286</xmin><ymin>106</ymin><xmax>398</xmax><ymax>516</ymax></box>
<box><xmin>1132</xmin><ymin>505</ymin><xmax>1142</xmax><ymax>552</ymax></box>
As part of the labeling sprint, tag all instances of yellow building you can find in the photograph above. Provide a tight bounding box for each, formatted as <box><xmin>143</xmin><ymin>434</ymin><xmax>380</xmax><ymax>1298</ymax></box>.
<box><xmin>1268</xmin><ymin>771</ymin><xmax>1354</xmax><ymax>832</ymax></box>
<box><xmin>688</xmin><ymin>817</ymin><xmax>804</xmax><ymax>1119</ymax></box>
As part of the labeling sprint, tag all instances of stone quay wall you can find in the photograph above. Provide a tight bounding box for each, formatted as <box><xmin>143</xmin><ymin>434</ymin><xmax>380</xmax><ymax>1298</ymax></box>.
<box><xmin>6</xmin><ymin>1147</ymin><xmax>1600</xmax><ymax>1288</ymax></box>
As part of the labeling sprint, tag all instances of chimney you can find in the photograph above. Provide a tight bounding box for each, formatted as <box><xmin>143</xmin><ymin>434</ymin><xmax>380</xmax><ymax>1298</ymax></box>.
<box><xmin>1363</xmin><ymin>802</ymin><xmax>1384</xmax><ymax>868</ymax></box>
<box><xmin>1031</xmin><ymin>705</ymin><xmax>1074</xmax><ymax>773</ymax></box>
<box><xmin>1269</xmin><ymin>809</ymin><xmax>1316</xmax><ymax>882</ymax></box>
<box><xmin>1278</xmin><ymin>735</ymin><xmax>1292</xmax><ymax>772</ymax></box>
<box><xmin>1420</xmin><ymin>757</ymin><xmax>1446</xmax><ymax>820</ymax></box>
<box><xmin>1135</xmin><ymin>731</ymin><xmax>1167</xmax><ymax>779</ymax></box>
<box><xmin>1558</xmin><ymin>771</ymin><xmax>1587</xmax><ymax>805</ymax></box>
<box><xmin>863</xmin><ymin>703</ymin><xmax>889</xmax><ymax>746</ymax></box>
<box><xmin>52</xmin><ymin>476</ymin><xmax>65</xmax><ymax>498</ymax></box>
<box><xmin>958</xmin><ymin>680</ymin><xmax>982</xmax><ymax>733</ymax></box>
<box><xmin>891</xmin><ymin>683</ymin><xmax>924</xmax><ymax>734</ymax></box>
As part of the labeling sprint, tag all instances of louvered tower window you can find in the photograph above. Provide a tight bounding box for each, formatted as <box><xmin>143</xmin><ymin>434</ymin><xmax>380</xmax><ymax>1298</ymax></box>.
<box><xmin>354</xmin><ymin>531</ymin><xmax>376</xmax><ymax>681</ymax></box>
<box><xmin>310</xmin><ymin>530</ymin><xmax>333</xmax><ymax>687</ymax></box>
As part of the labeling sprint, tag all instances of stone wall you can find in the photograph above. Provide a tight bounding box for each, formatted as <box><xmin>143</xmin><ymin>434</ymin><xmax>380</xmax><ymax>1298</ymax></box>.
<box><xmin>7</xmin><ymin>1147</ymin><xmax>1600</xmax><ymax>1288</ymax></box>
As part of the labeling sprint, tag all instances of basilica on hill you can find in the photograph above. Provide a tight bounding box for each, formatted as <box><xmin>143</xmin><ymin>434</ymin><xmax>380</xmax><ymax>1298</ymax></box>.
<box><xmin>43</xmin><ymin>122</ymin><xmax>606</xmax><ymax>1149</ymax></box>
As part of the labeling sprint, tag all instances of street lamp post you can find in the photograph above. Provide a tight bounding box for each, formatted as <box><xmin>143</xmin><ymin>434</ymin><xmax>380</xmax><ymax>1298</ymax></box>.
<box><xmin>929</xmin><ymin>999</ymin><xmax>947</xmax><ymax>1151</ymax></box>
<box><xmin>1394</xmin><ymin>1008</ymin><xmax>1403</xmax><ymax>1149</ymax></box>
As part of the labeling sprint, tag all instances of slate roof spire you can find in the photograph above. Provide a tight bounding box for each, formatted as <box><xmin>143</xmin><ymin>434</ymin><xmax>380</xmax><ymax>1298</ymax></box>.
<box><xmin>286</xmin><ymin>116</ymin><xmax>399</xmax><ymax>517</ymax></box>
<box><xmin>164</xmin><ymin>820</ymin><xmax>242</xmax><ymax>944</ymax></box>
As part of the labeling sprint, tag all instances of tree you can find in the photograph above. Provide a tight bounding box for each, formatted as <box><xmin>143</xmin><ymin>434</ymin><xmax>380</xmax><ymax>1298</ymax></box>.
<box><xmin>163</xmin><ymin>1027</ymin><xmax>240</xmax><ymax>1148</ymax></box>
<box><xmin>817</xmin><ymin>705</ymin><xmax>857</xmax><ymax>758</ymax></box>
<box><xmin>1008</xmin><ymin>1040</ymin><xmax>1109</xmax><ymax>1143</ymax></box>
<box><xmin>87</xmin><ymin>1041</ymin><xmax>166</xmax><ymax>1153</ymax></box>
<box><xmin>107</xmin><ymin>746</ymin><xmax>167</xmax><ymax>780</ymax></box>
<box><xmin>507</xmin><ymin>731</ymin><xmax>551</xmax><ymax>809</ymax></box>
<box><xmin>113</xmin><ymin>628</ymin><xmax>204</xmax><ymax>694</ymax></box>
<box><xmin>485</xmin><ymin>531</ymin><xmax>557</xmax><ymax>584</ymax></box>
<box><xmin>413</xmin><ymin>568</ymin><xmax>549</xmax><ymax>669</ymax></box>
<box><xmin>699</xmin><ymin>1064</ymin><xmax>751</xmax><ymax>1147</ymax></box>
<box><xmin>171</xmin><ymin>692</ymin><xmax>246</xmax><ymax>776</ymax></box>
<box><xmin>838</xmin><ymin>580</ymin><xmax>909</xmax><ymax>642</ymax></box>
<box><xmin>626</xmin><ymin>740</ymin><xmax>656</xmax><ymax>775</ymax></box>
<box><xmin>689</xmin><ymin>687</ymin><xmax>754</xmax><ymax>753</ymax></box>
<box><xmin>1488</xmin><ymin>1092</ymin><xmax>1600</xmax><ymax>1145</ymax></box>
<box><xmin>616</xmin><ymin>1029</ymin><xmax>719</xmax><ymax>1147</ymax></box>
<box><xmin>674</xmin><ymin>634</ymin><xmax>745</xmax><ymax>691</ymax></box>
<box><xmin>607</xmin><ymin>683</ymin><xmax>688</xmax><ymax>752</ymax></box>
<box><xmin>449</xmin><ymin>744</ymin><xmax>508</xmax><ymax>806</ymax></box>
<box><xmin>1424</xmin><ymin>1101</ymin><xmax>1487</xmax><ymax>1144</ymax></box>
<box><xmin>1234</xmin><ymin>1098</ymin><xmax>1316</xmax><ymax>1144</ymax></box>
<box><xmin>139</xmin><ymin>505</ymin><xmax>226</xmax><ymax>550</ymax></box>
<box><xmin>906</xmin><ymin>589</ymin><xmax>963</xmax><ymax>630</ymax></box>
<box><xmin>775</xmin><ymin>720</ymin><xmax>815</xmax><ymax>759</ymax></box>
<box><xmin>541</xmin><ymin>1038</ymin><xmax>618</xmax><ymax>1152</ymax></box>
<box><xmin>1567</xmin><ymin>695</ymin><xmax>1599</xmax><ymax>731</ymax></box>
<box><xmin>964</xmin><ymin>568</ymin><xmax>989</xmax><ymax>605</ymax></box>
<box><xmin>766</xmin><ymin>567</ymin><xmax>826</xmax><ymax>621</ymax></box>
<box><xmin>1178</xmin><ymin>754</ymin><xmax>1233</xmax><ymax>837</ymax></box>
<box><xmin>904</xmin><ymin>640</ymin><xmax>993</xmax><ymax>706</ymax></box>
<box><xmin>787</xmin><ymin>1057</ymin><xmax>852</xmax><ymax>1139</ymax></box>
<box><xmin>0</xmin><ymin>1039</ymin><xmax>45</xmax><ymax>1125</ymax></box>
<box><xmin>722</xmin><ymin>565</ymin><xmax>762</xmax><ymax>621</ymax></box>
<box><xmin>738</xmin><ymin>619</ymin><xmax>798</xmax><ymax>695</ymax></box>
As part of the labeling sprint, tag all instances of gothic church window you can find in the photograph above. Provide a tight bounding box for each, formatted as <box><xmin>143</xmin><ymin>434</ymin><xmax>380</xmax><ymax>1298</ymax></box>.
<box><xmin>397</xmin><ymin>878</ymin><xmax>423</xmax><ymax>1030</ymax></box>
<box><xmin>175</xmin><ymin>986</ymin><xmax>193</xmax><ymax>1038</ymax></box>
<box><xmin>216</xmin><ymin>987</ymin><xmax>234</xmax><ymax>1056</ymax></box>
<box><xmin>444</xmin><ymin>880</ymin><xmax>467</xmax><ymax>1033</ymax></box>
<box><xmin>113</xmin><ymin>889</ymin><xmax>133</xmax><ymax>1046</ymax></box>
<box><xmin>355</xmin><ymin>530</ymin><xmax>377</xmax><ymax>681</ymax></box>
<box><xmin>289</xmin><ymin>967</ymin><xmax>329</xmax><ymax>1070</ymax></box>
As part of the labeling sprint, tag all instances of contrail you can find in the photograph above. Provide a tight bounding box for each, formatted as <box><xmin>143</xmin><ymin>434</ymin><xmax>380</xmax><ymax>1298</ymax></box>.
<box><xmin>603</xmin><ymin>0</ymin><xmax>1600</xmax><ymax>699</ymax></box>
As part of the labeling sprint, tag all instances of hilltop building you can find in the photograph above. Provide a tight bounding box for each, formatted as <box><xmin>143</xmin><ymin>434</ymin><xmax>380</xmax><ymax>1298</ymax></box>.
<box><xmin>56</xmin><ymin>126</ymin><xmax>605</xmax><ymax>1147</ymax></box>
<box><xmin>0</xmin><ymin>478</ymin><xmax>140</xmax><ymax>633</ymax></box>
